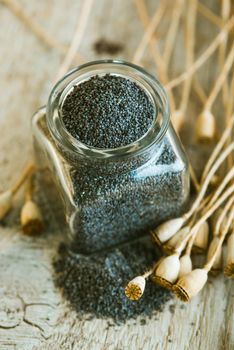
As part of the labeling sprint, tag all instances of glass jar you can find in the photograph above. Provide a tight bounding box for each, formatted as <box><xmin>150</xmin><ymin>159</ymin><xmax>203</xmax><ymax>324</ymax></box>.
<box><xmin>32</xmin><ymin>60</ymin><xmax>190</xmax><ymax>254</ymax></box>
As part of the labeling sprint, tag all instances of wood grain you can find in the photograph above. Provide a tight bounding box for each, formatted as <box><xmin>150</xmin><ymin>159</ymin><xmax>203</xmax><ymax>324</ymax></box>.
<box><xmin>0</xmin><ymin>0</ymin><xmax>233</xmax><ymax>349</ymax></box>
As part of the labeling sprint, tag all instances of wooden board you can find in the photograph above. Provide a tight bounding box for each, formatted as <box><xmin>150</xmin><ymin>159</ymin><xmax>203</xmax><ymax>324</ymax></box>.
<box><xmin>0</xmin><ymin>1</ymin><xmax>233</xmax><ymax>349</ymax></box>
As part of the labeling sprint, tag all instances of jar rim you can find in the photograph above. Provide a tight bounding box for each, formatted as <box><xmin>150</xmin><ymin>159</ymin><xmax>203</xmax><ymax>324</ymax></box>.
<box><xmin>46</xmin><ymin>59</ymin><xmax>170</xmax><ymax>160</ymax></box>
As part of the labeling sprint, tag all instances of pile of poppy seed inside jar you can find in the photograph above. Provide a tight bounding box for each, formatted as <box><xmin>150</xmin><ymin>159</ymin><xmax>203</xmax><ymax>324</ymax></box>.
<box><xmin>52</xmin><ymin>74</ymin><xmax>188</xmax><ymax>322</ymax></box>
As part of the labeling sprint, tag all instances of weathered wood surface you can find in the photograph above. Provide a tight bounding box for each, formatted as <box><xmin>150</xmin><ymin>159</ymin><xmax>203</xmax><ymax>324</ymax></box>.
<box><xmin>0</xmin><ymin>1</ymin><xmax>233</xmax><ymax>349</ymax></box>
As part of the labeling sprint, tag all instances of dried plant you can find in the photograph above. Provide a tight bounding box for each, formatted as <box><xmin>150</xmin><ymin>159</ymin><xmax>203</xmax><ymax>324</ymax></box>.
<box><xmin>196</xmin><ymin>42</ymin><xmax>234</xmax><ymax>142</ymax></box>
<box><xmin>207</xmin><ymin>237</ymin><xmax>223</xmax><ymax>275</ymax></box>
<box><xmin>56</xmin><ymin>0</ymin><xmax>94</xmax><ymax>80</ymax></box>
<box><xmin>166</xmin><ymin>15</ymin><xmax>234</xmax><ymax>90</ymax></box>
<box><xmin>0</xmin><ymin>163</ymin><xmax>34</xmax><ymax>220</ymax></box>
<box><xmin>20</xmin><ymin>173</ymin><xmax>44</xmax><ymax>235</ymax></box>
<box><xmin>133</xmin><ymin>0</ymin><xmax>176</xmax><ymax>111</ymax></box>
<box><xmin>133</xmin><ymin>1</ymin><xmax>166</xmax><ymax>66</ymax></box>
<box><xmin>173</xmin><ymin>268</ymin><xmax>208</xmax><ymax>302</ymax></box>
<box><xmin>162</xmin><ymin>0</ymin><xmax>185</xmax><ymax>69</ymax></box>
<box><xmin>151</xmin><ymin>254</ymin><xmax>181</xmax><ymax>289</ymax></box>
<box><xmin>125</xmin><ymin>276</ymin><xmax>146</xmax><ymax>301</ymax></box>
<box><xmin>174</xmin><ymin>199</ymin><xmax>234</xmax><ymax>301</ymax></box>
<box><xmin>197</xmin><ymin>2</ymin><xmax>223</xmax><ymax>28</ymax></box>
<box><xmin>171</xmin><ymin>0</ymin><xmax>197</xmax><ymax>132</ymax></box>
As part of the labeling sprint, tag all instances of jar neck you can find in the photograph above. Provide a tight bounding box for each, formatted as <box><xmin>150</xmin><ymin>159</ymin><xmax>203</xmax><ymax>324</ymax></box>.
<box><xmin>46</xmin><ymin>60</ymin><xmax>170</xmax><ymax>171</ymax></box>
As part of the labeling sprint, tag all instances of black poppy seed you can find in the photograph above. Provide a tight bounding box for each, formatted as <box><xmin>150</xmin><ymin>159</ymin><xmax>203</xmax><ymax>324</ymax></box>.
<box><xmin>61</xmin><ymin>75</ymin><xmax>155</xmax><ymax>149</ymax></box>
<box><xmin>69</xmin><ymin>139</ymin><xmax>188</xmax><ymax>254</ymax></box>
<box><xmin>53</xmin><ymin>239</ymin><xmax>171</xmax><ymax>324</ymax></box>
<box><xmin>37</xmin><ymin>110</ymin><xmax>189</xmax><ymax>255</ymax></box>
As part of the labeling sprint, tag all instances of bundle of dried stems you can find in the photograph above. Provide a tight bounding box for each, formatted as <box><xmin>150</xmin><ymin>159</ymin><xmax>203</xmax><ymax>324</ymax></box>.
<box><xmin>125</xmin><ymin>0</ymin><xmax>234</xmax><ymax>302</ymax></box>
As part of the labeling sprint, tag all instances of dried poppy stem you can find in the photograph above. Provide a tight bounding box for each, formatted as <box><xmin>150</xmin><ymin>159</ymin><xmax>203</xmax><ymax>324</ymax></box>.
<box><xmin>184</xmin><ymin>196</ymin><xmax>211</xmax><ymax>255</ymax></box>
<box><xmin>2</xmin><ymin>0</ymin><xmax>85</xmax><ymax>63</ymax></box>
<box><xmin>212</xmin><ymin>195</ymin><xmax>234</xmax><ymax>237</ymax></box>
<box><xmin>192</xmin><ymin>220</ymin><xmax>209</xmax><ymax>253</ymax></box>
<box><xmin>185</xmin><ymin>236</ymin><xmax>194</xmax><ymax>256</ymax></box>
<box><xmin>196</xmin><ymin>41</ymin><xmax>234</xmax><ymax>142</ymax></box>
<box><xmin>207</xmin><ymin>165</ymin><xmax>234</xmax><ymax>209</ymax></box>
<box><xmin>133</xmin><ymin>0</ymin><xmax>167</xmax><ymax>78</ymax></box>
<box><xmin>25</xmin><ymin>172</ymin><xmax>33</xmax><ymax>202</ymax></box>
<box><xmin>165</xmin><ymin>15</ymin><xmax>234</xmax><ymax>90</ymax></box>
<box><xmin>171</xmin><ymin>0</ymin><xmax>197</xmax><ymax>132</ymax></box>
<box><xmin>226</xmin><ymin>71</ymin><xmax>234</xmax><ymax>169</ymax></box>
<box><xmin>201</xmin><ymin>114</ymin><xmax>234</xmax><ymax>182</ymax></box>
<box><xmin>160</xmin><ymin>0</ymin><xmax>187</xmax><ymax>129</ymax></box>
<box><xmin>207</xmin><ymin>237</ymin><xmax>223</xmax><ymax>275</ymax></box>
<box><xmin>163</xmin><ymin>225</ymin><xmax>190</xmax><ymax>255</ymax></box>
<box><xmin>193</xmin><ymin>76</ymin><xmax>207</xmax><ymax>104</ymax></box>
<box><xmin>219</xmin><ymin>0</ymin><xmax>230</xmax><ymax>112</ymax></box>
<box><xmin>134</xmin><ymin>1</ymin><xmax>198</xmax><ymax>185</ymax></box>
<box><xmin>153</xmin><ymin>142</ymin><xmax>234</xmax><ymax>245</ymax></box>
<box><xmin>204</xmin><ymin>202</ymin><xmax>234</xmax><ymax>272</ymax></box>
<box><xmin>133</xmin><ymin>0</ymin><xmax>167</xmax><ymax>77</ymax></box>
<box><xmin>0</xmin><ymin>189</ymin><xmax>13</xmax><ymax>221</ymax></box>
<box><xmin>197</xmin><ymin>1</ymin><xmax>223</xmax><ymax>28</ymax></box>
<box><xmin>204</xmin><ymin>42</ymin><xmax>234</xmax><ymax>113</ymax></box>
<box><xmin>132</xmin><ymin>1</ymin><xmax>166</xmax><ymax>65</ymax></box>
<box><xmin>176</xmin><ymin>183</ymin><xmax>234</xmax><ymax>252</ymax></box>
<box><xmin>56</xmin><ymin>0</ymin><xmax>94</xmax><ymax>80</ymax></box>
<box><xmin>186</xmin><ymin>141</ymin><xmax>234</xmax><ymax>220</ymax></box>
<box><xmin>11</xmin><ymin>162</ymin><xmax>35</xmax><ymax>195</ymax></box>
<box><xmin>227</xmin><ymin>71</ymin><xmax>234</xmax><ymax>119</ymax></box>
<box><xmin>133</xmin><ymin>0</ymin><xmax>176</xmax><ymax>111</ymax></box>
<box><xmin>162</xmin><ymin>0</ymin><xmax>185</xmax><ymax>68</ymax></box>
<box><xmin>164</xmin><ymin>196</ymin><xmax>210</xmax><ymax>254</ymax></box>
<box><xmin>189</xmin><ymin>164</ymin><xmax>200</xmax><ymax>192</ymax></box>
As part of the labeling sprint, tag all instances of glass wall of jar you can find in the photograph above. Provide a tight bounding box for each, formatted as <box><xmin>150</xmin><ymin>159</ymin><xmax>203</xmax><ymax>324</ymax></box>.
<box><xmin>32</xmin><ymin>60</ymin><xmax>190</xmax><ymax>254</ymax></box>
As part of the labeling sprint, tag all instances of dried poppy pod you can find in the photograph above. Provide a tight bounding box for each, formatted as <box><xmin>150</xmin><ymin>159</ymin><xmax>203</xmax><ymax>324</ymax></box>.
<box><xmin>20</xmin><ymin>200</ymin><xmax>44</xmax><ymax>235</ymax></box>
<box><xmin>151</xmin><ymin>254</ymin><xmax>180</xmax><ymax>289</ymax></box>
<box><xmin>0</xmin><ymin>190</ymin><xmax>13</xmax><ymax>220</ymax></box>
<box><xmin>178</xmin><ymin>254</ymin><xmax>192</xmax><ymax>278</ymax></box>
<box><xmin>207</xmin><ymin>237</ymin><xmax>223</xmax><ymax>275</ymax></box>
<box><xmin>125</xmin><ymin>276</ymin><xmax>146</xmax><ymax>301</ymax></box>
<box><xmin>163</xmin><ymin>226</ymin><xmax>190</xmax><ymax>254</ymax></box>
<box><xmin>151</xmin><ymin>217</ymin><xmax>185</xmax><ymax>246</ymax></box>
<box><xmin>196</xmin><ymin>110</ymin><xmax>216</xmax><ymax>143</ymax></box>
<box><xmin>209</xmin><ymin>174</ymin><xmax>220</xmax><ymax>188</ymax></box>
<box><xmin>171</xmin><ymin>110</ymin><xmax>185</xmax><ymax>133</ymax></box>
<box><xmin>193</xmin><ymin>221</ymin><xmax>209</xmax><ymax>253</ymax></box>
<box><xmin>224</xmin><ymin>232</ymin><xmax>234</xmax><ymax>277</ymax></box>
<box><xmin>173</xmin><ymin>268</ymin><xmax>208</xmax><ymax>302</ymax></box>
